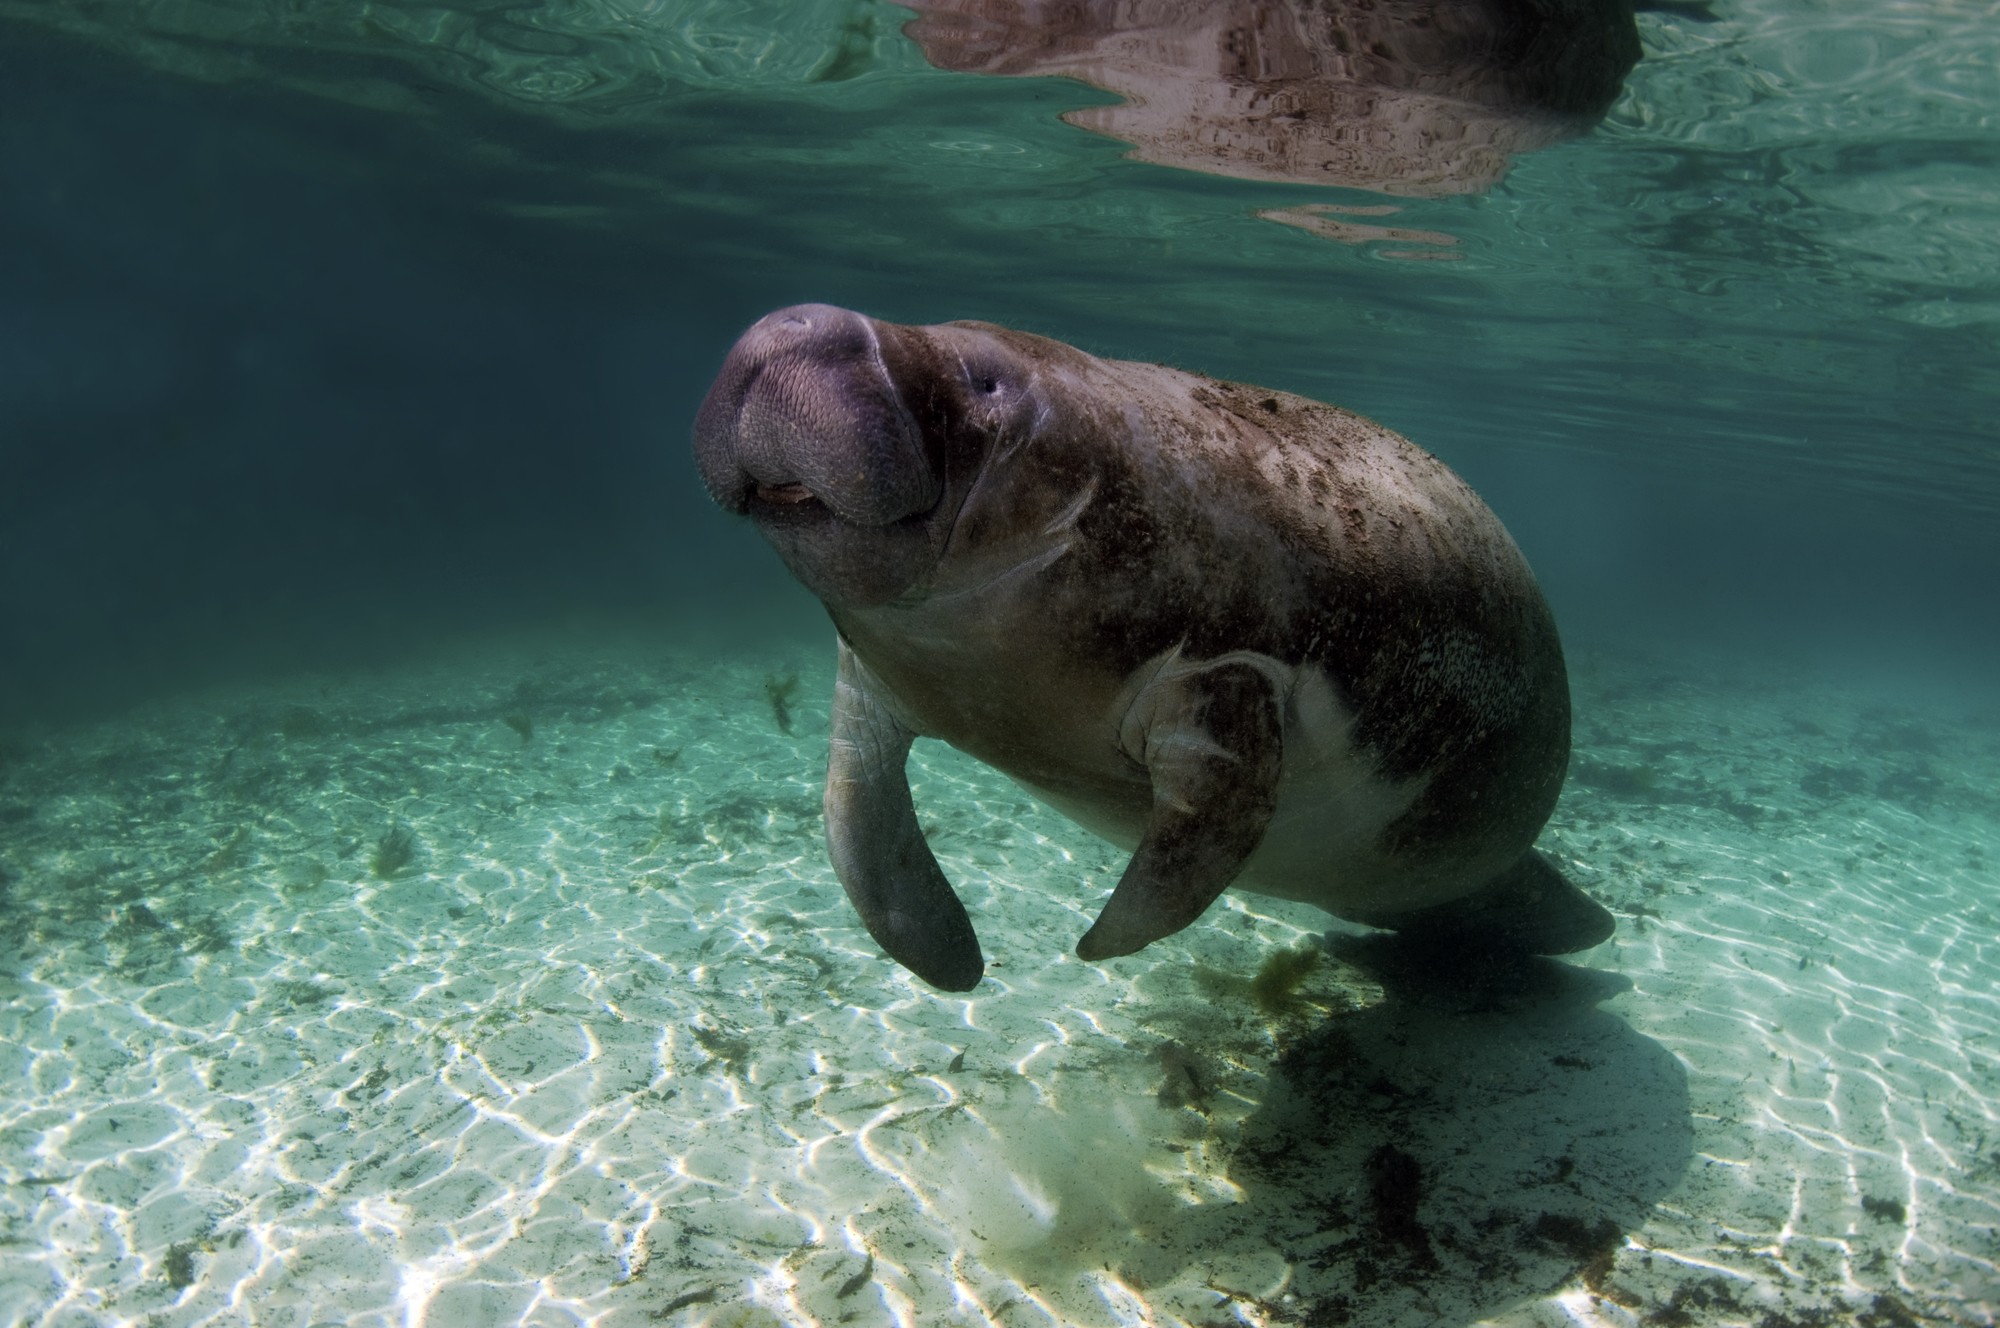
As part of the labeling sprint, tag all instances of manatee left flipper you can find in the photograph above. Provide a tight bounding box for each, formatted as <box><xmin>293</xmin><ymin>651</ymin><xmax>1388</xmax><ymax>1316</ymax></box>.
<box><xmin>824</xmin><ymin>638</ymin><xmax>984</xmax><ymax>991</ymax></box>
<box><xmin>1076</xmin><ymin>658</ymin><xmax>1283</xmax><ymax>961</ymax></box>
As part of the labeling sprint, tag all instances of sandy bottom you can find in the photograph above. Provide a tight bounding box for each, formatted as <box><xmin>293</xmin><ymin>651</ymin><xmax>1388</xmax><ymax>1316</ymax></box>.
<box><xmin>0</xmin><ymin>626</ymin><xmax>1995</xmax><ymax>1328</ymax></box>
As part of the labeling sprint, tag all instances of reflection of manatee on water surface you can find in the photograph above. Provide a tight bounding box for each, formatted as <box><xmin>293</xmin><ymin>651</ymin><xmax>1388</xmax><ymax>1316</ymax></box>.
<box><xmin>694</xmin><ymin>303</ymin><xmax>1615</xmax><ymax>991</ymax></box>
<box><xmin>899</xmin><ymin>0</ymin><xmax>1657</xmax><ymax>197</ymax></box>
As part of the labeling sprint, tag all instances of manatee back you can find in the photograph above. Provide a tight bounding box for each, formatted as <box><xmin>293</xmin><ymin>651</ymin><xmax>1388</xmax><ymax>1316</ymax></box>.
<box><xmin>1078</xmin><ymin>359</ymin><xmax>1570</xmax><ymax>871</ymax></box>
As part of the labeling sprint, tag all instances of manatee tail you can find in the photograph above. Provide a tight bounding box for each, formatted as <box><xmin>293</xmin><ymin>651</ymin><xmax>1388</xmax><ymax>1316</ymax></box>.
<box><xmin>1350</xmin><ymin>850</ymin><xmax>1615</xmax><ymax>955</ymax></box>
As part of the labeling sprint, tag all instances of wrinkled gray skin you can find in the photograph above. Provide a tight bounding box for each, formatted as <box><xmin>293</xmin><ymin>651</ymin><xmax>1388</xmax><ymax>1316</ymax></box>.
<box><xmin>694</xmin><ymin>304</ymin><xmax>1612</xmax><ymax>991</ymax></box>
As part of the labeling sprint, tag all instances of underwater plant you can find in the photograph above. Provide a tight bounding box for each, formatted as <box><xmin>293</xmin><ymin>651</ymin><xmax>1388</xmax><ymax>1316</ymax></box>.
<box><xmin>370</xmin><ymin>824</ymin><xmax>418</xmax><ymax>879</ymax></box>
<box><xmin>835</xmin><ymin>1254</ymin><xmax>874</xmax><ymax>1300</ymax></box>
<box><xmin>1156</xmin><ymin>1040</ymin><xmax>1212</xmax><ymax>1110</ymax></box>
<box><xmin>276</xmin><ymin>705</ymin><xmax>330</xmax><ymax>739</ymax></box>
<box><xmin>643</xmin><ymin>805</ymin><xmax>679</xmax><ymax>855</ymax></box>
<box><xmin>201</xmin><ymin>826</ymin><xmax>251</xmax><ymax>875</ymax></box>
<box><xmin>164</xmin><ymin>1241</ymin><xmax>200</xmax><ymax>1291</ymax></box>
<box><xmin>501</xmin><ymin>712</ymin><xmax>534</xmax><ymax>743</ymax></box>
<box><xmin>763</xmin><ymin>669</ymin><xmax>800</xmax><ymax>735</ymax></box>
<box><xmin>1249</xmin><ymin>942</ymin><xmax>1322</xmax><ymax>1014</ymax></box>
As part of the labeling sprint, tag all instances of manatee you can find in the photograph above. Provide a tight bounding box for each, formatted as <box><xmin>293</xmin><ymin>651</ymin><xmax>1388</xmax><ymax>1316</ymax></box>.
<box><xmin>693</xmin><ymin>304</ymin><xmax>1612</xmax><ymax>991</ymax></box>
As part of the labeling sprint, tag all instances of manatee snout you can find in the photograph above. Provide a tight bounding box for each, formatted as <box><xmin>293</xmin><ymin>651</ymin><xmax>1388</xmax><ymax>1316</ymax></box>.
<box><xmin>692</xmin><ymin>304</ymin><xmax>937</xmax><ymax>527</ymax></box>
<box><xmin>693</xmin><ymin>304</ymin><xmax>969</xmax><ymax>606</ymax></box>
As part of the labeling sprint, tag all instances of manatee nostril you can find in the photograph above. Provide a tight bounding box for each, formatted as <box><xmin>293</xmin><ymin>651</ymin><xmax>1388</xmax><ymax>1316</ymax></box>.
<box><xmin>781</xmin><ymin>316</ymin><xmax>810</xmax><ymax>329</ymax></box>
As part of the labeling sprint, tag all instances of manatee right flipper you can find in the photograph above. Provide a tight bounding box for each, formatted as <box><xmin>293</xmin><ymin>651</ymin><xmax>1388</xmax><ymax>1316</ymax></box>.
<box><xmin>824</xmin><ymin>638</ymin><xmax>984</xmax><ymax>991</ymax></box>
<box><xmin>1348</xmin><ymin>850</ymin><xmax>1614</xmax><ymax>955</ymax></box>
<box><xmin>1076</xmin><ymin>656</ymin><xmax>1284</xmax><ymax>962</ymax></box>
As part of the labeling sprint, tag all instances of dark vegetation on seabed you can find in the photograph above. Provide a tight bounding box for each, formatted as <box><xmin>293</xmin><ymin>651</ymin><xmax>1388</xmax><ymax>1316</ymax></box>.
<box><xmin>763</xmin><ymin>669</ymin><xmax>801</xmax><ymax>735</ymax></box>
<box><xmin>369</xmin><ymin>824</ymin><xmax>419</xmax><ymax>880</ymax></box>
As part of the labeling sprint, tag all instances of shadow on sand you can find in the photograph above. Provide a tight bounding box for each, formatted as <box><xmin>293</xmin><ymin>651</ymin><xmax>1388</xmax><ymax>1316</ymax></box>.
<box><xmin>1149</xmin><ymin>933</ymin><xmax>1694</xmax><ymax>1325</ymax></box>
<box><xmin>808</xmin><ymin>931</ymin><xmax>1691</xmax><ymax>1327</ymax></box>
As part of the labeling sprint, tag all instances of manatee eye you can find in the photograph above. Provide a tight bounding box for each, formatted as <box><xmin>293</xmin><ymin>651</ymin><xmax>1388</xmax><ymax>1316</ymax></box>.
<box><xmin>978</xmin><ymin>376</ymin><xmax>1000</xmax><ymax>395</ymax></box>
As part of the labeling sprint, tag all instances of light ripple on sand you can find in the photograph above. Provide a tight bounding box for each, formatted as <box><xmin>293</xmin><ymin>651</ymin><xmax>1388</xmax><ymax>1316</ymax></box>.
<box><xmin>0</xmin><ymin>632</ymin><xmax>1994</xmax><ymax>1326</ymax></box>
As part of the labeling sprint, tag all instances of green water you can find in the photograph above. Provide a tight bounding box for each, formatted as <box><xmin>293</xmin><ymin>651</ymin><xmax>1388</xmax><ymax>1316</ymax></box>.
<box><xmin>1</xmin><ymin>2</ymin><xmax>1997</xmax><ymax>1326</ymax></box>
<box><xmin>9</xmin><ymin>0</ymin><xmax>1995</xmax><ymax>506</ymax></box>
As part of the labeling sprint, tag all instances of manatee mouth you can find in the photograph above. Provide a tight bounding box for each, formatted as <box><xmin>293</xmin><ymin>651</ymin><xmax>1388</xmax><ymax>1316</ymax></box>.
<box><xmin>745</xmin><ymin>479</ymin><xmax>834</xmax><ymax>526</ymax></box>
<box><xmin>753</xmin><ymin>481</ymin><xmax>818</xmax><ymax>506</ymax></box>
